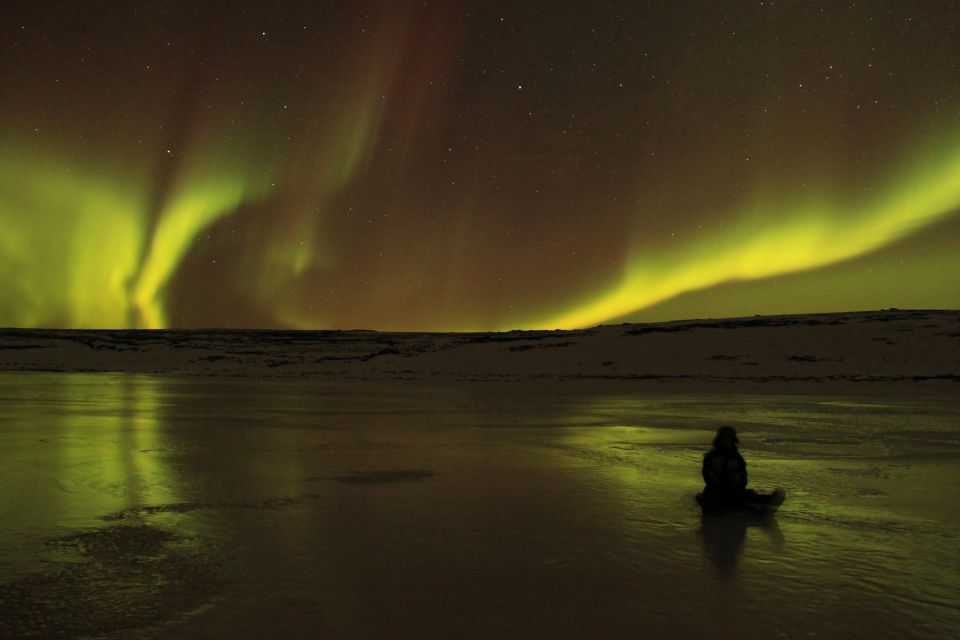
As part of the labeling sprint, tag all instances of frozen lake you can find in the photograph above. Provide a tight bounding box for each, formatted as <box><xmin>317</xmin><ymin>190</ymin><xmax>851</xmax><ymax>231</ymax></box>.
<box><xmin>1</xmin><ymin>372</ymin><xmax>958</xmax><ymax>639</ymax></box>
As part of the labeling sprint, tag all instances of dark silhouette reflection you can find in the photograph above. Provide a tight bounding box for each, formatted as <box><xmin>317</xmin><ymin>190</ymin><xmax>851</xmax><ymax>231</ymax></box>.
<box><xmin>699</xmin><ymin>511</ymin><xmax>783</xmax><ymax>579</ymax></box>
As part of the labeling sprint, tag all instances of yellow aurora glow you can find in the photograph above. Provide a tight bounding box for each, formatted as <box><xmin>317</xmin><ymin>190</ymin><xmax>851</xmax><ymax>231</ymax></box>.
<box><xmin>0</xmin><ymin>17</ymin><xmax>396</xmax><ymax>330</ymax></box>
<box><xmin>2</xmin><ymin>131</ymin><xmax>959</xmax><ymax>330</ymax></box>
<box><xmin>1</xmin><ymin>4</ymin><xmax>959</xmax><ymax>331</ymax></box>
<box><xmin>0</xmin><ymin>140</ymin><xmax>271</xmax><ymax>329</ymax></box>
<box><xmin>528</xmin><ymin>139</ymin><xmax>960</xmax><ymax>330</ymax></box>
<box><xmin>0</xmin><ymin>145</ymin><xmax>145</xmax><ymax>328</ymax></box>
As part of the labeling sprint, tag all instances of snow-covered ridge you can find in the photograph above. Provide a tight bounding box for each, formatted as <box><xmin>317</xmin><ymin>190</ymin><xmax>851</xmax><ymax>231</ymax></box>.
<box><xmin>1</xmin><ymin>310</ymin><xmax>957</xmax><ymax>394</ymax></box>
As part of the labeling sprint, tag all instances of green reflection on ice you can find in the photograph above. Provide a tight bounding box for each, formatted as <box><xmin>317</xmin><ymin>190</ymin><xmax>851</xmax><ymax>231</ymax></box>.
<box><xmin>6</xmin><ymin>373</ymin><xmax>174</xmax><ymax>529</ymax></box>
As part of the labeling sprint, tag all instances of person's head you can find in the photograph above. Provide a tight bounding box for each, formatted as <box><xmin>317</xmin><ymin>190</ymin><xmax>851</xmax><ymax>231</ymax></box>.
<box><xmin>713</xmin><ymin>426</ymin><xmax>739</xmax><ymax>451</ymax></box>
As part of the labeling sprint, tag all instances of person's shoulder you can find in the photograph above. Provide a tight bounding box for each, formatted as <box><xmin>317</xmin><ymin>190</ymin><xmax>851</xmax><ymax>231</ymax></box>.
<box><xmin>703</xmin><ymin>449</ymin><xmax>717</xmax><ymax>461</ymax></box>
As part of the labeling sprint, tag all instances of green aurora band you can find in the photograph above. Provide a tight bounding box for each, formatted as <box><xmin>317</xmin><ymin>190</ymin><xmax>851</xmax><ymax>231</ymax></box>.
<box><xmin>527</xmin><ymin>135</ymin><xmax>960</xmax><ymax>330</ymax></box>
<box><xmin>2</xmin><ymin>129</ymin><xmax>959</xmax><ymax>331</ymax></box>
<box><xmin>0</xmin><ymin>29</ymin><xmax>397</xmax><ymax>330</ymax></box>
<box><xmin>0</xmin><ymin>138</ymin><xmax>273</xmax><ymax>329</ymax></box>
<box><xmin>2</xmin><ymin>3</ymin><xmax>959</xmax><ymax>332</ymax></box>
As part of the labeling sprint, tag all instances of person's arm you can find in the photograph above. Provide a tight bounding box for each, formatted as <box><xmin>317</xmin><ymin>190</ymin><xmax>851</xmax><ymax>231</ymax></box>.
<box><xmin>736</xmin><ymin>453</ymin><xmax>748</xmax><ymax>490</ymax></box>
<box><xmin>702</xmin><ymin>452</ymin><xmax>720</xmax><ymax>487</ymax></box>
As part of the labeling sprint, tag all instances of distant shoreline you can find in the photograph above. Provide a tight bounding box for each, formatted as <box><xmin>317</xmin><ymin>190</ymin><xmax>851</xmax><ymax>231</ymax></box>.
<box><xmin>1</xmin><ymin>309</ymin><xmax>957</xmax><ymax>396</ymax></box>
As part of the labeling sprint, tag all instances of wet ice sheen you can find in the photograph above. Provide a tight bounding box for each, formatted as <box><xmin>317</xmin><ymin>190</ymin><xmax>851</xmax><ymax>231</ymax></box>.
<box><xmin>0</xmin><ymin>372</ymin><xmax>957</xmax><ymax>639</ymax></box>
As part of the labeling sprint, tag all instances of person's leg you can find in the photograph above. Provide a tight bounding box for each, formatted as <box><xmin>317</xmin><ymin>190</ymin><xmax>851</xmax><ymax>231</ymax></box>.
<box><xmin>742</xmin><ymin>488</ymin><xmax>785</xmax><ymax>505</ymax></box>
<box><xmin>742</xmin><ymin>489</ymin><xmax>768</xmax><ymax>504</ymax></box>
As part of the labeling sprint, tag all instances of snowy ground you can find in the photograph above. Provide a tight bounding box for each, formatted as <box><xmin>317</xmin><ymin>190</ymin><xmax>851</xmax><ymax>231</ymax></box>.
<box><xmin>0</xmin><ymin>373</ymin><xmax>957</xmax><ymax>639</ymax></box>
<box><xmin>1</xmin><ymin>309</ymin><xmax>958</xmax><ymax>395</ymax></box>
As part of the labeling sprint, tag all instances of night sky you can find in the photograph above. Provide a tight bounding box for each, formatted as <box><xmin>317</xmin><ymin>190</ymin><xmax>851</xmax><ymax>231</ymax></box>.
<box><xmin>2</xmin><ymin>1</ymin><xmax>959</xmax><ymax>331</ymax></box>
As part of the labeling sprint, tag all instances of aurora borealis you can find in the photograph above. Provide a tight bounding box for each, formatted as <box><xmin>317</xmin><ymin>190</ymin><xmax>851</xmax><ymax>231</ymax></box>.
<box><xmin>1</xmin><ymin>2</ymin><xmax>958</xmax><ymax>331</ymax></box>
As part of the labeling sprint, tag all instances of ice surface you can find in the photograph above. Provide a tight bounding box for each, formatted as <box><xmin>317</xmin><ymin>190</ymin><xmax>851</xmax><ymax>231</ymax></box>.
<box><xmin>0</xmin><ymin>372</ymin><xmax>957</xmax><ymax>639</ymax></box>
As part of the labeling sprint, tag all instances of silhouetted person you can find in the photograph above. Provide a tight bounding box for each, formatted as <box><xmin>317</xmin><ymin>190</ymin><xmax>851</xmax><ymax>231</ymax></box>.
<box><xmin>700</xmin><ymin>426</ymin><xmax>784</xmax><ymax>510</ymax></box>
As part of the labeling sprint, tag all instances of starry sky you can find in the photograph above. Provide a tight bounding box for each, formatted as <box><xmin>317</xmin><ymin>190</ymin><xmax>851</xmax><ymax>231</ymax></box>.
<box><xmin>2</xmin><ymin>1</ymin><xmax>959</xmax><ymax>331</ymax></box>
